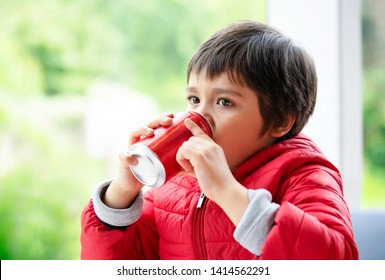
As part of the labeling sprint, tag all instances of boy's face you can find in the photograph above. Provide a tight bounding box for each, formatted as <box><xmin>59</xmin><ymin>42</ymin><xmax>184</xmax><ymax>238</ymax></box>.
<box><xmin>186</xmin><ymin>71</ymin><xmax>276</xmax><ymax>171</ymax></box>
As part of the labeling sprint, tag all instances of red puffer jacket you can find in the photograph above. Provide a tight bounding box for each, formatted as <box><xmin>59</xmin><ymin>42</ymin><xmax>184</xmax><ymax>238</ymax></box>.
<box><xmin>81</xmin><ymin>134</ymin><xmax>358</xmax><ymax>259</ymax></box>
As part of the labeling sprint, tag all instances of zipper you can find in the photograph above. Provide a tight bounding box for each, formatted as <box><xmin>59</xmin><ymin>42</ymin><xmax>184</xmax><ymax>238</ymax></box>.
<box><xmin>193</xmin><ymin>192</ymin><xmax>207</xmax><ymax>259</ymax></box>
<box><xmin>197</xmin><ymin>192</ymin><xmax>205</xmax><ymax>208</ymax></box>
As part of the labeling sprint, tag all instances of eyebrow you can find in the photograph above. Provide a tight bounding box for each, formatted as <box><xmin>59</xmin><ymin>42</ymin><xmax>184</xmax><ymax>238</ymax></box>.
<box><xmin>185</xmin><ymin>86</ymin><xmax>244</xmax><ymax>98</ymax></box>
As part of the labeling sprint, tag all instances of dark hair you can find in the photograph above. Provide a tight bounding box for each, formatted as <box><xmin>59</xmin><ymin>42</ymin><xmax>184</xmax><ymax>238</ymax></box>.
<box><xmin>187</xmin><ymin>20</ymin><xmax>317</xmax><ymax>140</ymax></box>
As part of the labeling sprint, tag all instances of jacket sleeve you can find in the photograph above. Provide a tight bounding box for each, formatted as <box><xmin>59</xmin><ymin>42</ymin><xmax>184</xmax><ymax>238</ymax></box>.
<box><xmin>259</xmin><ymin>167</ymin><xmax>359</xmax><ymax>260</ymax></box>
<box><xmin>80</xmin><ymin>181</ymin><xmax>159</xmax><ymax>260</ymax></box>
<box><xmin>233</xmin><ymin>189</ymin><xmax>279</xmax><ymax>256</ymax></box>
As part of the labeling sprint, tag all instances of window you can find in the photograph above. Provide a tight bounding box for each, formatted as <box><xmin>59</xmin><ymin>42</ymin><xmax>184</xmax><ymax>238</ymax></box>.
<box><xmin>362</xmin><ymin>0</ymin><xmax>385</xmax><ymax>208</ymax></box>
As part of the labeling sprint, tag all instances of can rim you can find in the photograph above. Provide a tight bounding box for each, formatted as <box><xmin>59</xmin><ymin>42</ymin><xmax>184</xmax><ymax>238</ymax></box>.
<box><xmin>127</xmin><ymin>143</ymin><xmax>166</xmax><ymax>187</ymax></box>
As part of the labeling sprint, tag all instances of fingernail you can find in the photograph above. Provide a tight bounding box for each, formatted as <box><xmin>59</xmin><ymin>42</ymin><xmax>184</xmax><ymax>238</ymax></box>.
<box><xmin>161</xmin><ymin>116</ymin><xmax>173</xmax><ymax>124</ymax></box>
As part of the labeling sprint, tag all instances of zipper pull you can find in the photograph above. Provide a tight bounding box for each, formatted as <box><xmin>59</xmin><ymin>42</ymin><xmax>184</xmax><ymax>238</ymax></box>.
<box><xmin>197</xmin><ymin>192</ymin><xmax>205</xmax><ymax>208</ymax></box>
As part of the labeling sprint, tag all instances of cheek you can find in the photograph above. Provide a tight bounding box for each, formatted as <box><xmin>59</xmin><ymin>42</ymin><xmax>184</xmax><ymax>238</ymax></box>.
<box><xmin>212</xmin><ymin>124</ymin><xmax>237</xmax><ymax>147</ymax></box>
<box><xmin>214</xmin><ymin>121</ymin><xmax>264</xmax><ymax>167</ymax></box>
<box><xmin>213</xmin><ymin>125</ymin><xmax>245</xmax><ymax>151</ymax></box>
<box><xmin>216</xmin><ymin>119</ymin><xmax>261</xmax><ymax>144</ymax></box>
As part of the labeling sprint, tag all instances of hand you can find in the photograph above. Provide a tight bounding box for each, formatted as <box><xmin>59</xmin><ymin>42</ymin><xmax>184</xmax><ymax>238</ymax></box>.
<box><xmin>128</xmin><ymin>113</ymin><xmax>174</xmax><ymax>146</ymax></box>
<box><xmin>103</xmin><ymin>113</ymin><xmax>174</xmax><ymax>209</ymax></box>
<box><xmin>176</xmin><ymin>118</ymin><xmax>250</xmax><ymax>225</ymax></box>
<box><xmin>176</xmin><ymin>118</ymin><xmax>235</xmax><ymax>201</ymax></box>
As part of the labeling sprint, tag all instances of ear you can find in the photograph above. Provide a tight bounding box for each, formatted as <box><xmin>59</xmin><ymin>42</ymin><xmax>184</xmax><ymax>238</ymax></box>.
<box><xmin>270</xmin><ymin>115</ymin><xmax>296</xmax><ymax>138</ymax></box>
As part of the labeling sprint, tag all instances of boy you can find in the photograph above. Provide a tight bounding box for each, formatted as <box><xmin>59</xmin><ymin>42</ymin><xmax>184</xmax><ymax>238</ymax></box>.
<box><xmin>81</xmin><ymin>20</ymin><xmax>358</xmax><ymax>259</ymax></box>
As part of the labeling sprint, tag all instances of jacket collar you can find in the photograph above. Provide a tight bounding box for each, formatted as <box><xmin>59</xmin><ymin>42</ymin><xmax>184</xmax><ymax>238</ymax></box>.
<box><xmin>232</xmin><ymin>133</ymin><xmax>329</xmax><ymax>182</ymax></box>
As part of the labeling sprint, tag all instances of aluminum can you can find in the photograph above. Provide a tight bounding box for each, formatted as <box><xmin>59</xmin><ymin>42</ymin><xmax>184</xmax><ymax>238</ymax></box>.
<box><xmin>127</xmin><ymin>111</ymin><xmax>213</xmax><ymax>187</ymax></box>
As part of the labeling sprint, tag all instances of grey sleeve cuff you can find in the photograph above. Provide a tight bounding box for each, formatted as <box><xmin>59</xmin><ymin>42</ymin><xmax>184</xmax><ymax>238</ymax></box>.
<box><xmin>92</xmin><ymin>179</ymin><xmax>144</xmax><ymax>227</ymax></box>
<box><xmin>233</xmin><ymin>188</ymin><xmax>280</xmax><ymax>256</ymax></box>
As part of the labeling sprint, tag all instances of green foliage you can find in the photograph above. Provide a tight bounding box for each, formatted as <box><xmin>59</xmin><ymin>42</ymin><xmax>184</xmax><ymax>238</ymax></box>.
<box><xmin>363</xmin><ymin>69</ymin><xmax>385</xmax><ymax>166</ymax></box>
<box><xmin>361</xmin><ymin>0</ymin><xmax>385</xmax><ymax>208</ymax></box>
<box><xmin>0</xmin><ymin>95</ymin><xmax>105</xmax><ymax>259</ymax></box>
<box><xmin>0</xmin><ymin>0</ymin><xmax>266</xmax><ymax>260</ymax></box>
<box><xmin>363</xmin><ymin>161</ymin><xmax>385</xmax><ymax>208</ymax></box>
<box><xmin>1</xmin><ymin>0</ymin><xmax>117</xmax><ymax>96</ymax></box>
<box><xmin>0</xmin><ymin>0</ymin><xmax>265</xmax><ymax>109</ymax></box>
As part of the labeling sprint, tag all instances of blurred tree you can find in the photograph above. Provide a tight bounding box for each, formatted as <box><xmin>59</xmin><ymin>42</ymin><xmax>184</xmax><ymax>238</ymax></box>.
<box><xmin>1</xmin><ymin>0</ymin><xmax>118</xmax><ymax>96</ymax></box>
<box><xmin>363</xmin><ymin>69</ymin><xmax>385</xmax><ymax>165</ymax></box>
<box><xmin>0</xmin><ymin>0</ymin><xmax>265</xmax><ymax>109</ymax></box>
<box><xmin>0</xmin><ymin>0</ymin><xmax>266</xmax><ymax>260</ymax></box>
<box><xmin>362</xmin><ymin>0</ymin><xmax>385</xmax><ymax>166</ymax></box>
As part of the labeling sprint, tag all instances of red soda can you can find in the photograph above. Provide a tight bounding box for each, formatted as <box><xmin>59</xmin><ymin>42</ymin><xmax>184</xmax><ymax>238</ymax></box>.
<box><xmin>127</xmin><ymin>111</ymin><xmax>213</xmax><ymax>187</ymax></box>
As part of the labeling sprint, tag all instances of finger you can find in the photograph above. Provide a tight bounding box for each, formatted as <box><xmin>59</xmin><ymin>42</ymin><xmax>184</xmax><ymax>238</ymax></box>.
<box><xmin>129</xmin><ymin>113</ymin><xmax>174</xmax><ymax>146</ymax></box>
<box><xmin>177</xmin><ymin>157</ymin><xmax>194</xmax><ymax>174</ymax></box>
<box><xmin>129</xmin><ymin>127</ymin><xmax>154</xmax><ymax>146</ymax></box>
<box><xmin>176</xmin><ymin>145</ymin><xmax>195</xmax><ymax>175</ymax></box>
<box><xmin>119</xmin><ymin>151</ymin><xmax>139</xmax><ymax>167</ymax></box>
<box><xmin>147</xmin><ymin>113</ymin><xmax>174</xmax><ymax>129</ymax></box>
<box><xmin>176</xmin><ymin>139</ymin><xmax>205</xmax><ymax>168</ymax></box>
<box><xmin>185</xmin><ymin>118</ymin><xmax>210</xmax><ymax>138</ymax></box>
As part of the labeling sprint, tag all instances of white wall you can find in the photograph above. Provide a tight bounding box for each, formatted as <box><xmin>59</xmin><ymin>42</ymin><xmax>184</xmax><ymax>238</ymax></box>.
<box><xmin>267</xmin><ymin>0</ymin><xmax>362</xmax><ymax>209</ymax></box>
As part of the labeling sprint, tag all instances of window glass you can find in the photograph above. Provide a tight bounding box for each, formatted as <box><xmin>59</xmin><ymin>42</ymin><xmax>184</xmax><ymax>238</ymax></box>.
<box><xmin>362</xmin><ymin>0</ymin><xmax>385</xmax><ymax>208</ymax></box>
<box><xmin>0</xmin><ymin>0</ymin><xmax>266</xmax><ymax>260</ymax></box>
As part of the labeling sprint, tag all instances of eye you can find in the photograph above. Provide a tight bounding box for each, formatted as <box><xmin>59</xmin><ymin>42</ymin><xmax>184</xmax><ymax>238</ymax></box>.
<box><xmin>187</xmin><ymin>96</ymin><xmax>200</xmax><ymax>105</ymax></box>
<box><xmin>217</xmin><ymin>98</ymin><xmax>233</xmax><ymax>107</ymax></box>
